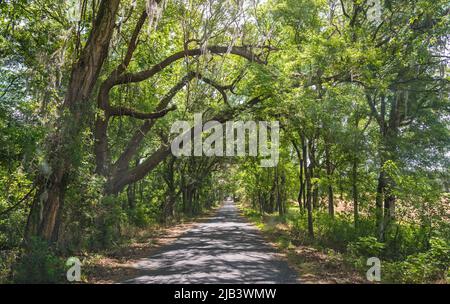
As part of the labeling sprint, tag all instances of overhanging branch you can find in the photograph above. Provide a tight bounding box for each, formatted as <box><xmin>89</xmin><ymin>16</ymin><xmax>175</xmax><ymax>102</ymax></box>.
<box><xmin>113</xmin><ymin>46</ymin><xmax>267</xmax><ymax>86</ymax></box>
<box><xmin>109</xmin><ymin>104</ymin><xmax>177</xmax><ymax>119</ymax></box>
<box><xmin>107</xmin><ymin>94</ymin><xmax>269</xmax><ymax>194</ymax></box>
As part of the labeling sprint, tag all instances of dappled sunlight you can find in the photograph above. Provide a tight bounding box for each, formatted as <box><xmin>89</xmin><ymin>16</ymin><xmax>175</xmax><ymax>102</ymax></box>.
<box><xmin>124</xmin><ymin>201</ymin><xmax>298</xmax><ymax>284</ymax></box>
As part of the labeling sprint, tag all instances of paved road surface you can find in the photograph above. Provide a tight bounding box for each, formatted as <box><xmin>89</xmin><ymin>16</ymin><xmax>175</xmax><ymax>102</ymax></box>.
<box><xmin>124</xmin><ymin>200</ymin><xmax>298</xmax><ymax>284</ymax></box>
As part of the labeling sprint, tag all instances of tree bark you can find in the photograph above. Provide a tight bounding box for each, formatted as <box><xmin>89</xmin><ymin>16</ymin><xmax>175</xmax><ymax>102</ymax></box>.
<box><xmin>305</xmin><ymin>139</ymin><xmax>314</xmax><ymax>239</ymax></box>
<box><xmin>352</xmin><ymin>157</ymin><xmax>359</xmax><ymax>227</ymax></box>
<box><xmin>325</xmin><ymin>142</ymin><xmax>334</xmax><ymax>218</ymax></box>
<box><xmin>369</xmin><ymin>93</ymin><xmax>400</xmax><ymax>241</ymax></box>
<box><xmin>127</xmin><ymin>183</ymin><xmax>136</xmax><ymax>210</ymax></box>
<box><xmin>309</xmin><ymin>139</ymin><xmax>319</xmax><ymax>210</ymax></box>
<box><xmin>25</xmin><ymin>0</ymin><xmax>120</xmax><ymax>243</ymax></box>
<box><xmin>292</xmin><ymin>139</ymin><xmax>304</xmax><ymax>211</ymax></box>
<box><xmin>352</xmin><ymin>114</ymin><xmax>360</xmax><ymax>228</ymax></box>
<box><xmin>375</xmin><ymin>170</ymin><xmax>385</xmax><ymax>241</ymax></box>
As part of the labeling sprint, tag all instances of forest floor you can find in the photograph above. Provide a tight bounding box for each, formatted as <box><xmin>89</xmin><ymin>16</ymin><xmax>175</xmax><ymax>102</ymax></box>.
<box><xmin>85</xmin><ymin>200</ymin><xmax>365</xmax><ymax>284</ymax></box>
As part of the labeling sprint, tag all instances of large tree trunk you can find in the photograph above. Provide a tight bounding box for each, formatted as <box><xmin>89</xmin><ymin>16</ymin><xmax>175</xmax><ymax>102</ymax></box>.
<box><xmin>369</xmin><ymin>93</ymin><xmax>400</xmax><ymax>241</ymax></box>
<box><xmin>352</xmin><ymin>115</ymin><xmax>360</xmax><ymax>228</ymax></box>
<box><xmin>292</xmin><ymin>139</ymin><xmax>304</xmax><ymax>211</ymax></box>
<box><xmin>306</xmin><ymin>166</ymin><xmax>314</xmax><ymax>239</ymax></box>
<box><xmin>161</xmin><ymin>157</ymin><xmax>176</xmax><ymax>223</ymax></box>
<box><xmin>309</xmin><ymin>139</ymin><xmax>319</xmax><ymax>210</ymax></box>
<box><xmin>275</xmin><ymin>166</ymin><xmax>286</xmax><ymax>217</ymax></box>
<box><xmin>127</xmin><ymin>184</ymin><xmax>136</xmax><ymax>210</ymax></box>
<box><xmin>281</xmin><ymin>171</ymin><xmax>287</xmax><ymax>216</ymax></box>
<box><xmin>376</xmin><ymin>164</ymin><xmax>396</xmax><ymax>241</ymax></box>
<box><xmin>25</xmin><ymin>0</ymin><xmax>121</xmax><ymax>243</ymax></box>
<box><xmin>302</xmin><ymin>138</ymin><xmax>307</xmax><ymax>209</ymax></box>
<box><xmin>384</xmin><ymin>183</ymin><xmax>396</xmax><ymax>229</ymax></box>
<box><xmin>352</xmin><ymin>157</ymin><xmax>359</xmax><ymax>227</ymax></box>
<box><xmin>376</xmin><ymin>143</ymin><xmax>398</xmax><ymax>240</ymax></box>
<box><xmin>275</xmin><ymin>167</ymin><xmax>281</xmax><ymax>216</ymax></box>
<box><xmin>375</xmin><ymin>170</ymin><xmax>385</xmax><ymax>240</ymax></box>
<box><xmin>325</xmin><ymin>142</ymin><xmax>334</xmax><ymax>218</ymax></box>
<box><xmin>383</xmin><ymin>94</ymin><xmax>400</xmax><ymax>230</ymax></box>
<box><xmin>305</xmin><ymin>139</ymin><xmax>314</xmax><ymax>239</ymax></box>
<box><xmin>269</xmin><ymin>168</ymin><xmax>276</xmax><ymax>213</ymax></box>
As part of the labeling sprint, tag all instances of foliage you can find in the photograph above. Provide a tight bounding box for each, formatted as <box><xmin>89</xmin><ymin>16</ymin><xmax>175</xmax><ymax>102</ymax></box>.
<box><xmin>13</xmin><ymin>238</ymin><xmax>65</xmax><ymax>284</ymax></box>
<box><xmin>347</xmin><ymin>236</ymin><xmax>385</xmax><ymax>259</ymax></box>
<box><xmin>383</xmin><ymin>238</ymin><xmax>450</xmax><ymax>283</ymax></box>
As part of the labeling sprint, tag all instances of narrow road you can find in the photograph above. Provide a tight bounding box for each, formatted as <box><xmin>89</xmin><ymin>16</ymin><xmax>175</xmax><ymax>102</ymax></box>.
<box><xmin>124</xmin><ymin>200</ymin><xmax>298</xmax><ymax>284</ymax></box>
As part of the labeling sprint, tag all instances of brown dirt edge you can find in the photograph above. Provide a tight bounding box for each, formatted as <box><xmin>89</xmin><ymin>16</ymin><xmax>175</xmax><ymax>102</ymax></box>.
<box><xmin>83</xmin><ymin>204</ymin><xmax>223</xmax><ymax>284</ymax></box>
<box><xmin>236</xmin><ymin>204</ymin><xmax>367</xmax><ymax>284</ymax></box>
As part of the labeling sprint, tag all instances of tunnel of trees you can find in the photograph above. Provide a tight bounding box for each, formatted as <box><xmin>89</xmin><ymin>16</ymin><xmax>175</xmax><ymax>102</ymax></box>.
<box><xmin>0</xmin><ymin>0</ymin><xmax>449</xmax><ymax>283</ymax></box>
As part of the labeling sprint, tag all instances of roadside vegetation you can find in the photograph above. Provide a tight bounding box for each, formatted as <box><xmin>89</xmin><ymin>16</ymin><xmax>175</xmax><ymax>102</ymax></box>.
<box><xmin>239</xmin><ymin>203</ymin><xmax>449</xmax><ymax>283</ymax></box>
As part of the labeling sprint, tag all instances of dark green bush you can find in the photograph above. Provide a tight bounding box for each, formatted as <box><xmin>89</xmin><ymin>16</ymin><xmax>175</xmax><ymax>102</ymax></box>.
<box><xmin>14</xmin><ymin>238</ymin><xmax>64</xmax><ymax>283</ymax></box>
<box><xmin>347</xmin><ymin>236</ymin><xmax>385</xmax><ymax>258</ymax></box>
<box><xmin>383</xmin><ymin>237</ymin><xmax>449</xmax><ymax>283</ymax></box>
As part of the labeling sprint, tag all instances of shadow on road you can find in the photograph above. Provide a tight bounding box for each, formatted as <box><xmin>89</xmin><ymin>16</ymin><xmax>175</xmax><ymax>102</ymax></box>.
<box><xmin>124</xmin><ymin>200</ymin><xmax>298</xmax><ymax>284</ymax></box>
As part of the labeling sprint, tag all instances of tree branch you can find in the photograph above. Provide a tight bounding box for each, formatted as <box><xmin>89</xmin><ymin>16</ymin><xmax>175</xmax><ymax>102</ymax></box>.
<box><xmin>366</xmin><ymin>92</ymin><xmax>384</xmax><ymax>128</ymax></box>
<box><xmin>119</xmin><ymin>10</ymin><xmax>148</xmax><ymax>73</ymax></box>
<box><xmin>109</xmin><ymin>71</ymin><xmax>238</xmax><ymax>175</ymax></box>
<box><xmin>110</xmin><ymin>73</ymin><xmax>198</xmax><ymax>175</ymax></box>
<box><xmin>0</xmin><ymin>185</ymin><xmax>36</xmax><ymax>218</ymax></box>
<box><xmin>113</xmin><ymin>46</ymin><xmax>267</xmax><ymax>86</ymax></box>
<box><xmin>109</xmin><ymin>104</ymin><xmax>176</xmax><ymax>119</ymax></box>
<box><xmin>107</xmin><ymin>94</ymin><xmax>269</xmax><ymax>193</ymax></box>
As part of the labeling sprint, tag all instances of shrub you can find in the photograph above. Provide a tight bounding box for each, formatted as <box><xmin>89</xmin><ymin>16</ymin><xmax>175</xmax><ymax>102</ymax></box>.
<box><xmin>94</xmin><ymin>199</ymin><xmax>126</xmax><ymax>249</ymax></box>
<box><xmin>427</xmin><ymin>237</ymin><xmax>450</xmax><ymax>270</ymax></box>
<box><xmin>287</xmin><ymin>211</ymin><xmax>376</xmax><ymax>251</ymax></box>
<box><xmin>130</xmin><ymin>204</ymin><xmax>152</xmax><ymax>228</ymax></box>
<box><xmin>347</xmin><ymin>236</ymin><xmax>385</xmax><ymax>258</ymax></box>
<box><xmin>13</xmin><ymin>238</ymin><xmax>65</xmax><ymax>283</ymax></box>
<box><xmin>290</xmin><ymin>219</ymin><xmax>309</xmax><ymax>245</ymax></box>
<box><xmin>383</xmin><ymin>237</ymin><xmax>449</xmax><ymax>283</ymax></box>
